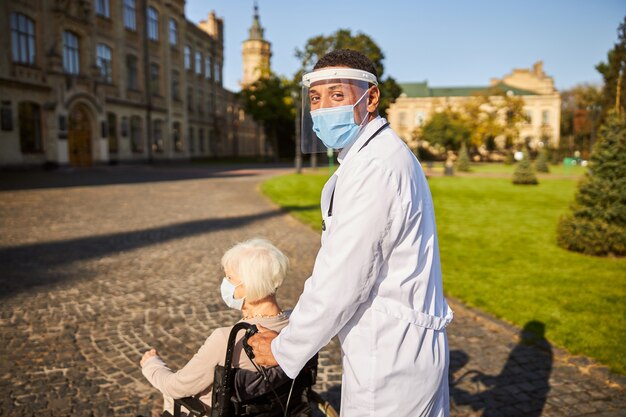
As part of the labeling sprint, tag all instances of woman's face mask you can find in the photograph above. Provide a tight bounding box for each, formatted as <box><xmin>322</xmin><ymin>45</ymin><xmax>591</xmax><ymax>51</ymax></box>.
<box><xmin>220</xmin><ymin>277</ymin><xmax>245</xmax><ymax>310</ymax></box>
<box><xmin>310</xmin><ymin>89</ymin><xmax>370</xmax><ymax>149</ymax></box>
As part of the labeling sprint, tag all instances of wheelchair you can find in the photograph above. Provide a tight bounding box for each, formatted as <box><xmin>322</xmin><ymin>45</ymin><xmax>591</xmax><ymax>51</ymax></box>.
<box><xmin>165</xmin><ymin>322</ymin><xmax>338</xmax><ymax>417</ymax></box>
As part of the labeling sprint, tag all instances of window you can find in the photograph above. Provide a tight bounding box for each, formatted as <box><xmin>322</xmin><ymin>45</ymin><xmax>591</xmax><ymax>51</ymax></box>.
<box><xmin>195</xmin><ymin>51</ymin><xmax>202</xmax><ymax>75</ymax></box>
<box><xmin>172</xmin><ymin>122</ymin><xmax>182</xmax><ymax>152</ymax></box>
<box><xmin>10</xmin><ymin>13</ymin><xmax>36</xmax><ymax>65</ymax></box>
<box><xmin>107</xmin><ymin>113</ymin><xmax>118</xmax><ymax>153</ymax></box>
<box><xmin>199</xmin><ymin>128</ymin><xmax>205</xmax><ymax>153</ymax></box>
<box><xmin>188</xmin><ymin>126</ymin><xmax>195</xmax><ymax>153</ymax></box>
<box><xmin>524</xmin><ymin>110</ymin><xmax>533</xmax><ymax>124</ymax></box>
<box><xmin>152</xmin><ymin>119</ymin><xmax>163</xmax><ymax>152</ymax></box>
<box><xmin>171</xmin><ymin>70</ymin><xmax>180</xmax><ymax>100</ymax></box>
<box><xmin>147</xmin><ymin>7</ymin><xmax>159</xmax><ymax>41</ymax></box>
<box><xmin>123</xmin><ymin>0</ymin><xmax>136</xmax><ymax>31</ymax></box>
<box><xmin>184</xmin><ymin>45</ymin><xmax>191</xmax><ymax>70</ymax></box>
<box><xmin>398</xmin><ymin>111</ymin><xmax>407</xmax><ymax>126</ymax></box>
<box><xmin>415</xmin><ymin>111</ymin><xmax>425</xmax><ymax>127</ymax></box>
<box><xmin>542</xmin><ymin>110</ymin><xmax>550</xmax><ymax>125</ymax></box>
<box><xmin>149</xmin><ymin>63</ymin><xmax>160</xmax><ymax>96</ymax></box>
<box><xmin>214</xmin><ymin>62</ymin><xmax>221</xmax><ymax>85</ymax></box>
<box><xmin>63</xmin><ymin>31</ymin><xmax>80</xmax><ymax>74</ymax></box>
<box><xmin>126</xmin><ymin>55</ymin><xmax>138</xmax><ymax>89</ymax></box>
<box><xmin>187</xmin><ymin>87</ymin><xmax>193</xmax><ymax>112</ymax></box>
<box><xmin>96</xmin><ymin>44</ymin><xmax>112</xmax><ymax>83</ymax></box>
<box><xmin>205</xmin><ymin>56</ymin><xmax>212</xmax><ymax>79</ymax></box>
<box><xmin>95</xmin><ymin>0</ymin><xmax>110</xmax><ymax>17</ymax></box>
<box><xmin>19</xmin><ymin>102</ymin><xmax>42</xmax><ymax>153</ymax></box>
<box><xmin>198</xmin><ymin>91</ymin><xmax>203</xmax><ymax>115</ymax></box>
<box><xmin>169</xmin><ymin>19</ymin><xmax>177</xmax><ymax>46</ymax></box>
<box><xmin>130</xmin><ymin>116</ymin><xmax>143</xmax><ymax>152</ymax></box>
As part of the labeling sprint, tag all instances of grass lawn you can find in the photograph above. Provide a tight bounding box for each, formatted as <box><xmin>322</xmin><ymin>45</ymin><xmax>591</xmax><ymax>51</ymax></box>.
<box><xmin>261</xmin><ymin>171</ymin><xmax>626</xmax><ymax>374</ymax></box>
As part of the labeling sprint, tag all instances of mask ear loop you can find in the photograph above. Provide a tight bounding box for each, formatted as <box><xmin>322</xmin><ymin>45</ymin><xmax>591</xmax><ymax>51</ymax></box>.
<box><xmin>353</xmin><ymin>87</ymin><xmax>373</xmax><ymax>131</ymax></box>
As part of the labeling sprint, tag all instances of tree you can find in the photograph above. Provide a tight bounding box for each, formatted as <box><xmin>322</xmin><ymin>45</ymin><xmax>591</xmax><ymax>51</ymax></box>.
<box><xmin>456</xmin><ymin>142</ymin><xmax>471</xmax><ymax>172</ymax></box>
<box><xmin>460</xmin><ymin>88</ymin><xmax>526</xmax><ymax>153</ymax></box>
<box><xmin>560</xmin><ymin>84</ymin><xmax>603</xmax><ymax>159</ymax></box>
<box><xmin>512</xmin><ymin>149</ymin><xmax>538</xmax><ymax>185</ymax></box>
<box><xmin>295</xmin><ymin>29</ymin><xmax>401</xmax><ymax>117</ymax></box>
<box><xmin>556</xmin><ymin>111</ymin><xmax>626</xmax><ymax>256</ymax></box>
<box><xmin>462</xmin><ymin>93</ymin><xmax>503</xmax><ymax>149</ymax></box>
<box><xmin>596</xmin><ymin>16</ymin><xmax>626</xmax><ymax>117</ymax></box>
<box><xmin>535</xmin><ymin>147</ymin><xmax>550</xmax><ymax>173</ymax></box>
<box><xmin>421</xmin><ymin>108</ymin><xmax>471</xmax><ymax>151</ymax></box>
<box><xmin>240</xmin><ymin>73</ymin><xmax>295</xmax><ymax>159</ymax></box>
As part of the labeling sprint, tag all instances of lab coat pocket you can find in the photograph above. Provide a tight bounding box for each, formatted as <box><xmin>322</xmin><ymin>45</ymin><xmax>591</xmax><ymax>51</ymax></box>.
<box><xmin>321</xmin><ymin>215</ymin><xmax>332</xmax><ymax>244</ymax></box>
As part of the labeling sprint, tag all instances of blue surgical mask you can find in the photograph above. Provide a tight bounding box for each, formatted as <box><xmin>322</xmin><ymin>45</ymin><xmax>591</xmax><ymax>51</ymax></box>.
<box><xmin>220</xmin><ymin>277</ymin><xmax>245</xmax><ymax>310</ymax></box>
<box><xmin>310</xmin><ymin>90</ymin><xmax>369</xmax><ymax>149</ymax></box>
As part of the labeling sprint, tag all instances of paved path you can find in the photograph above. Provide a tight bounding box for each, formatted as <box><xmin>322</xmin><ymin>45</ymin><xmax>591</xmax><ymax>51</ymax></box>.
<box><xmin>0</xmin><ymin>164</ymin><xmax>623</xmax><ymax>416</ymax></box>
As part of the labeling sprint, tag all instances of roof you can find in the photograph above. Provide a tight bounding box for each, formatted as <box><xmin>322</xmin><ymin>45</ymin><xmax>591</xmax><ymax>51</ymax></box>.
<box><xmin>399</xmin><ymin>81</ymin><xmax>538</xmax><ymax>98</ymax></box>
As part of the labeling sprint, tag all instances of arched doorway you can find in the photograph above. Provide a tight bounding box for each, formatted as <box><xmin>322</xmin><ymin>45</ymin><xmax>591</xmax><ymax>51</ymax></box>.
<box><xmin>68</xmin><ymin>104</ymin><xmax>93</xmax><ymax>166</ymax></box>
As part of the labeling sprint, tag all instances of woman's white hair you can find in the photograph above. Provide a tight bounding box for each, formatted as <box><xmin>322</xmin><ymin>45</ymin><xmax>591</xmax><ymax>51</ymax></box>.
<box><xmin>221</xmin><ymin>238</ymin><xmax>289</xmax><ymax>302</ymax></box>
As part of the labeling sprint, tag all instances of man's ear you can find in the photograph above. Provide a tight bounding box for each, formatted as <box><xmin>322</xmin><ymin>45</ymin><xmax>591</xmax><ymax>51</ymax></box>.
<box><xmin>367</xmin><ymin>86</ymin><xmax>380</xmax><ymax>113</ymax></box>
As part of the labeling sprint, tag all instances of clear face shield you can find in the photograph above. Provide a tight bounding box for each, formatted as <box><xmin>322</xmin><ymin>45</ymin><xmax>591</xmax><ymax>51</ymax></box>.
<box><xmin>301</xmin><ymin>68</ymin><xmax>378</xmax><ymax>153</ymax></box>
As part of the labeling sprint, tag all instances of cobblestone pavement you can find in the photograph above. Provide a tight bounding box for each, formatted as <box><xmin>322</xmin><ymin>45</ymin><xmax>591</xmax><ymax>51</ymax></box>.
<box><xmin>0</xmin><ymin>165</ymin><xmax>624</xmax><ymax>416</ymax></box>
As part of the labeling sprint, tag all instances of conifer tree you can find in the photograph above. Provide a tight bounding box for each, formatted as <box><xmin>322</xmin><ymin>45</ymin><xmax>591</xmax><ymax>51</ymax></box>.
<box><xmin>456</xmin><ymin>142</ymin><xmax>471</xmax><ymax>172</ymax></box>
<box><xmin>557</xmin><ymin>111</ymin><xmax>626</xmax><ymax>256</ymax></box>
<box><xmin>504</xmin><ymin>149</ymin><xmax>514</xmax><ymax>165</ymax></box>
<box><xmin>512</xmin><ymin>149</ymin><xmax>538</xmax><ymax>185</ymax></box>
<box><xmin>535</xmin><ymin>147</ymin><xmax>550</xmax><ymax>173</ymax></box>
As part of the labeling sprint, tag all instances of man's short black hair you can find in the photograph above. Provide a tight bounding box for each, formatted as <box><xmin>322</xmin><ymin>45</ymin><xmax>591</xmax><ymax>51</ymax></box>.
<box><xmin>313</xmin><ymin>49</ymin><xmax>378</xmax><ymax>78</ymax></box>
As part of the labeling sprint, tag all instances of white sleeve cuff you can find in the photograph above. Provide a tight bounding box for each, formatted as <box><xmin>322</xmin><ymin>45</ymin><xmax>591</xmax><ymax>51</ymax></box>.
<box><xmin>271</xmin><ymin>335</ymin><xmax>299</xmax><ymax>379</ymax></box>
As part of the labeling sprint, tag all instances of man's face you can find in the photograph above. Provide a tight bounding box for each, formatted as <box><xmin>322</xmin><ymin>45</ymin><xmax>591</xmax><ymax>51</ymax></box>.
<box><xmin>308</xmin><ymin>79</ymin><xmax>361</xmax><ymax>111</ymax></box>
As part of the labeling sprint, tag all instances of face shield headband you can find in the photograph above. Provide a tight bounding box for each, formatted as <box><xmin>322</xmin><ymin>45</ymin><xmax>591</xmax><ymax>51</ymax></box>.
<box><xmin>300</xmin><ymin>68</ymin><xmax>378</xmax><ymax>153</ymax></box>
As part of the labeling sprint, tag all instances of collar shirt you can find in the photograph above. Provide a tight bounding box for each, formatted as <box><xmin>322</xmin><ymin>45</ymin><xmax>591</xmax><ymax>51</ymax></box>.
<box><xmin>272</xmin><ymin>116</ymin><xmax>453</xmax><ymax>417</ymax></box>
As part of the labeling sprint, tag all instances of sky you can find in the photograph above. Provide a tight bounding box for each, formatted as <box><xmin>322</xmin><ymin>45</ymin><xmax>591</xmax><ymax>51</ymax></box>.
<box><xmin>186</xmin><ymin>0</ymin><xmax>625</xmax><ymax>93</ymax></box>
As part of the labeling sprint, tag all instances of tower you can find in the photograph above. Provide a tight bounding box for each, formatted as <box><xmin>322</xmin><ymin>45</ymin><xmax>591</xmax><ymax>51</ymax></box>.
<box><xmin>241</xmin><ymin>1</ymin><xmax>271</xmax><ymax>88</ymax></box>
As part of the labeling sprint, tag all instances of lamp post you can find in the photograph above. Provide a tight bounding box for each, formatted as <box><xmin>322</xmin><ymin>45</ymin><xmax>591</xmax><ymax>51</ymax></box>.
<box><xmin>291</xmin><ymin>89</ymin><xmax>302</xmax><ymax>174</ymax></box>
<box><xmin>586</xmin><ymin>104</ymin><xmax>600</xmax><ymax>153</ymax></box>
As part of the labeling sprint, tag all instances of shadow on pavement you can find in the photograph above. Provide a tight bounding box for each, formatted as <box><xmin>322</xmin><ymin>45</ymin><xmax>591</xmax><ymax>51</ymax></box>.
<box><xmin>0</xmin><ymin>209</ymin><xmax>287</xmax><ymax>299</ymax></box>
<box><xmin>450</xmin><ymin>320</ymin><xmax>553</xmax><ymax>417</ymax></box>
<box><xmin>0</xmin><ymin>163</ymin><xmax>292</xmax><ymax>191</ymax></box>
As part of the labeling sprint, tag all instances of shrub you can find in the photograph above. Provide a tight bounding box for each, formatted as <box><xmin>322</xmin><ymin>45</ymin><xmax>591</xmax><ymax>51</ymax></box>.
<box><xmin>456</xmin><ymin>142</ymin><xmax>471</xmax><ymax>172</ymax></box>
<box><xmin>512</xmin><ymin>149</ymin><xmax>538</xmax><ymax>185</ymax></box>
<box><xmin>535</xmin><ymin>148</ymin><xmax>550</xmax><ymax>173</ymax></box>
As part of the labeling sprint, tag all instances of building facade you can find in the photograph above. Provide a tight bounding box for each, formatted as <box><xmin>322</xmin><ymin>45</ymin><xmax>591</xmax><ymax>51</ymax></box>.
<box><xmin>0</xmin><ymin>0</ymin><xmax>266</xmax><ymax>167</ymax></box>
<box><xmin>387</xmin><ymin>61</ymin><xmax>561</xmax><ymax>151</ymax></box>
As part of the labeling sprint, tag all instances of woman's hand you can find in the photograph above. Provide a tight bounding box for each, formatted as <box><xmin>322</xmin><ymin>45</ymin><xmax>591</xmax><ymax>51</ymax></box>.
<box><xmin>140</xmin><ymin>348</ymin><xmax>158</xmax><ymax>367</ymax></box>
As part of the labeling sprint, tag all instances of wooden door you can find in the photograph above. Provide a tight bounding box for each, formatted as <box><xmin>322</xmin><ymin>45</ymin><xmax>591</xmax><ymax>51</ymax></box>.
<box><xmin>68</xmin><ymin>105</ymin><xmax>92</xmax><ymax>167</ymax></box>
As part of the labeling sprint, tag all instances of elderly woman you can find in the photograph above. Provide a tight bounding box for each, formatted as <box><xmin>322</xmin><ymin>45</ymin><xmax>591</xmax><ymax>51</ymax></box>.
<box><xmin>140</xmin><ymin>238</ymin><xmax>290</xmax><ymax>414</ymax></box>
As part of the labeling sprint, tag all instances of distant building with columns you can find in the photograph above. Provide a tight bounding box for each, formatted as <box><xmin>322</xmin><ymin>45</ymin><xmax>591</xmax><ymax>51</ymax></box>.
<box><xmin>387</xmin><ymin>61</ymin><xmax>561</xmax><ymax>151</ymax></box>
<box><xmin>0</xmin><ymin>0</ymin><xmax>268</xmax><ymax>167</ymax></box>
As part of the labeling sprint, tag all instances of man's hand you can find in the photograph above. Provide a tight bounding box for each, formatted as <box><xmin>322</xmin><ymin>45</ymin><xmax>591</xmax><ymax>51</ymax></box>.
<box><xmin>140</xmin><ymin>348</ymin><xmax>158</xmax><ymax>367</ymax></box>
<box><xmin>248</xmin><ymin>325</ymin><xmax>279</xmax><ymax>367</ymax></box>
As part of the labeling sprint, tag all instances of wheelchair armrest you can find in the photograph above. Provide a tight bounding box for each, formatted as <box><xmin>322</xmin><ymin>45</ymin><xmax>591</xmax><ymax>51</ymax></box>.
<box><xmin>173</xmin><ymin>396</ymin><xmax>208</xmax><ymax>417</ymax></box>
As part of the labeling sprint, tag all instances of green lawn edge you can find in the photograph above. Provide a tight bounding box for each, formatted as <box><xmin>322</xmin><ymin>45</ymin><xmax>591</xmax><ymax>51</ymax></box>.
<box><xmin>261</xmin><ymin>170</ymin><xmax>626</xmax><ymax>375</ymax></box>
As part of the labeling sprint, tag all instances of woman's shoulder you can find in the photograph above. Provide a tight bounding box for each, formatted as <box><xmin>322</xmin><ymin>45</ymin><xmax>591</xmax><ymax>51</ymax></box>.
<box><xmin>241</xmin><ymin>310</ymin><xmax>291</xmax><ymax>333</ymax></box>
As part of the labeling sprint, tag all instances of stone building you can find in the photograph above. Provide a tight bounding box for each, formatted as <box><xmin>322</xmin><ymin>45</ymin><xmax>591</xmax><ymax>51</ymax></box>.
<box><xmin>0</xmin><ymin>0</ymin><xmax>267</xmax><ymax>167</ymax></box>
<box><xmin>387</xmin><ymin>61</ymin><xmax>561</xmax><ymax>151</ymax></box>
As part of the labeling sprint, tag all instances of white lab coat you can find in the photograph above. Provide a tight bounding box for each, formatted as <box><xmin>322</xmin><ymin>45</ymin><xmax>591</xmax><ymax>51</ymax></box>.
<box><xmin>272</xmin><ymin>117</ymin><xmax>453</xmax><ymax>417</ymax></box>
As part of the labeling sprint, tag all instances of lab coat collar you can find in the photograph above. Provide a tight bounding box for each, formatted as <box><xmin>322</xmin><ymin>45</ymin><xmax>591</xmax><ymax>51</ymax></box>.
<box><xmin>337</xmin><ymin>116</ymin><xmax>386</xmax><ymax>166</ymax></box>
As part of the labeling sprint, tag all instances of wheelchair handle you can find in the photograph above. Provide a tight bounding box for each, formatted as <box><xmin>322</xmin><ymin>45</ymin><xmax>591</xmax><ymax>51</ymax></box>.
<box><xmin>241</xmin><ymin>324</ymin><xmax>258</xmax><ymax>360</ymax></box>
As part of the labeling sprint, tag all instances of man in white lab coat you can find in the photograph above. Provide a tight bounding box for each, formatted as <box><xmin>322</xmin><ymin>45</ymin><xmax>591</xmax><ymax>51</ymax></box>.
<box><xmin>249</xmin><ymin>49</ymin><xmax>453</xmax><ymax>416</ymax></box>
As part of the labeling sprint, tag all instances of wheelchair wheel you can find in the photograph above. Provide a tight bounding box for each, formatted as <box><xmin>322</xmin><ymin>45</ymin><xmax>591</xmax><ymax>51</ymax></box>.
<box><xmin>308</xmin><ymin>390</ymin><xmax>339</xmax><ymax>417</ymax></box>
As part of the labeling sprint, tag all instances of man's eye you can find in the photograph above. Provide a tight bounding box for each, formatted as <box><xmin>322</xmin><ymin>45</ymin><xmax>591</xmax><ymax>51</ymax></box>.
<box><xmin>331</xmin><ymin>93</ymin><xmax>344</xmax><ymax>100</ymax></box>
<box><xmin>310</xmin><ymin>96</ymin><xmax>319</xmax><ymax>103</ymax></box>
